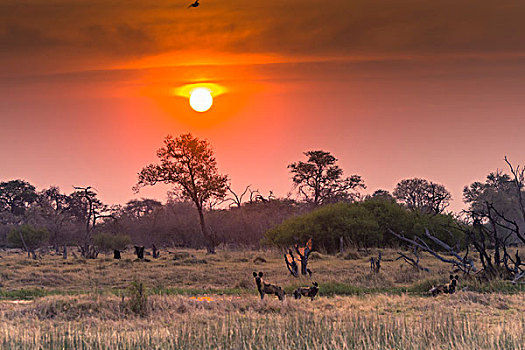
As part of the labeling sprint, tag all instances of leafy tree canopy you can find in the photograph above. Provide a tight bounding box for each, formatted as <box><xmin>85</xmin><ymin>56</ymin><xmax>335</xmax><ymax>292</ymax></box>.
<box><xmin>0</xmin><ymin>180</ymin><xmax>38</xmax><ymax>217</ymax></box>
<box><xmin>288</xmin><ymin>150</ymin><xmax>365</xmax><ymax>206</ymax></box>
<box><xmin>135</xmin><ymin>134</ymin><xmax>228</xmax><ymax>253</ymax></box>
<box><xmin>393</xmin><ymin>178</ymin><xmax>451</xmax><ymax>214</ymax></box>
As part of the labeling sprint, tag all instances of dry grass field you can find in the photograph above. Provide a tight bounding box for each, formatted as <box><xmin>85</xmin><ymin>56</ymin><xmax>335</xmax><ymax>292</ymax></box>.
<box><xmin>1</xmin><ymin>248</ymin><xmax>524</xmax><ymax>349</ymax></box>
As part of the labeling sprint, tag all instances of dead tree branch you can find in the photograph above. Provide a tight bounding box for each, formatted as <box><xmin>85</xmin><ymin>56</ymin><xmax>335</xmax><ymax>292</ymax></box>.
<box><xmin>396</xmin><ymin>246</ymin><xmax>430</xmax><ymax>272</ymax></box>
<box><xmin>388</xmin><ymin>228</ymin><xmax>476</xmax><ymax>273</ymax></box>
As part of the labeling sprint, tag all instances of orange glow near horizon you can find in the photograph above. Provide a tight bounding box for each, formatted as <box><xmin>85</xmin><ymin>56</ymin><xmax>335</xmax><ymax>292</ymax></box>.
<box><xmin>3</xmin><ymin>0</ymin><xmax>525</xmax><ymax>214</ymax></box>
<box><xmin>173</xmin><ymin>83</ymin><xmax>228</xmax><ymax>99</ymax></box>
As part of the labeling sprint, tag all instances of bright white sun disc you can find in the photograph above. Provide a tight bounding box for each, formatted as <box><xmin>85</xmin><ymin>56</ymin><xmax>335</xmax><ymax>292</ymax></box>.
<box><xmin>189</xmin><ymin>88</ymin><xmax>213</xmax><ymax>112</ymax></box>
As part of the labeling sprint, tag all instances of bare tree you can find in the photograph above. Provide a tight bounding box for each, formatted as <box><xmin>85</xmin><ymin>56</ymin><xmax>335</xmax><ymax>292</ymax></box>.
<box><xmin>396</xmin><ymin>246</ymin><xmax>430</xmax><ymax>272</ymax></box>
<box><xmin>222</xmin><ymin>184</ymin><xmax>251</xmax><ymax>208</ymax></box>
<box><xmin>389</xmin><ymin>228</ymin><xmax>475</xmax><ymax>274</ymax></box>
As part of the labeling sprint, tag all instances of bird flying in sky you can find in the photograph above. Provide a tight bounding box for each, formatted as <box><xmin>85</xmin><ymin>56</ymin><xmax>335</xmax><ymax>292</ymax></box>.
<box><xmin>188</xmin><ymin>0</ymin><xmax>199</xmax><ymax>8</ymax></box>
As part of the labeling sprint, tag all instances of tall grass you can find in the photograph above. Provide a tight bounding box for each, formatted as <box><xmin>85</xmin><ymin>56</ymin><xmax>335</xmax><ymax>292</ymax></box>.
<box><xmin>2</xmin><ymin>292</ymin><xmax>525</xmax><ymax>349</ymax></box>
<box><xmin>1</xmin><ymin>312</ymin><xmax>524</xmax><ymax>349</ymax></box>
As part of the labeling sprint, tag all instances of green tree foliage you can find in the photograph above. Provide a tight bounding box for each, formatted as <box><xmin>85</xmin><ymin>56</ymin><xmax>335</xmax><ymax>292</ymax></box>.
<box><xmin>288</xmin><ymin>150</ymin><xmax>365</xmax><ymax>205</ymax></box>
<box><xmin>134</xmin><ymin>134</ymin><xmax>228</xmax><ymax>253</ymax></box>
<box><xmin>93</xmin><ymin>232</ymin><xmax>131</xmax><ymax>252</ymax></box>
<box><xmin>7</xmin><ymin>224</ymin><xmax>49</xmax><ymax>251</ymax></box>
<box><xmin>263</xmin><ymin>197</ymin><xmax>462</xmax><ymax>253</ymax></box>
<box><xmin>393</xmin><ymin>178</ymin><xmax>451</xmax><ymax>214</ymax></box>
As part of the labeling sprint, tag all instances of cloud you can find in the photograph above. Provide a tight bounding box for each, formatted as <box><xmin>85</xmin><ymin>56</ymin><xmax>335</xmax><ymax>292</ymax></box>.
<box><xmin>1</xmin><ymin>0</ymin><xmax>525</xmax><ymax>77</ymax></box>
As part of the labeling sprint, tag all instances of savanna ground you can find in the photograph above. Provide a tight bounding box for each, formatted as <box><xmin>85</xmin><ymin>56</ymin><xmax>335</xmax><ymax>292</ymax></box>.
<box><xmin>1</xmin><ymin>247</ymin><xmax>525</xmax><ymax>349</ymax></box>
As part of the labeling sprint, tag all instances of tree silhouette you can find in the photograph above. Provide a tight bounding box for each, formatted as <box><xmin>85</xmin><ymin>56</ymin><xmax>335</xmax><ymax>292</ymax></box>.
<box><xmin>69</xmin><ymin>186</ymin><xmax>109</xmax><ymax>258</ymax></box>
<box><xmin>0</xmin><ymin>179</ymin><xmax>37</xmax><ymax>218</ymax></box>
<box><xmin>288</xmin><ymin>150</ymin><xmax>365</xmax><ymax>206</ymax></box>
<box><xmin>134</xmin><ymin>134</ymin><xmax>228</xmax><ymax>253</ymax></box>
<box><xmin>393</xmin><ymin>178</ymin><xmax>451</xmax><ymax>214</ymax></box>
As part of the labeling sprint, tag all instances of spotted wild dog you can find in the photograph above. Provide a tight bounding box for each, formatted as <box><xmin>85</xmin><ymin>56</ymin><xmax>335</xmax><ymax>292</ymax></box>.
<box><xmin>253</xmin><ymin>272</ymin><xmax>285</xmax><ymax>301</ymax></box>
<box><xmin>293</xmin><ymin>282</ymin><xmax>319</xmax><ymax>301</ymax></box>
<box><xmin>429</xmin><ymin>274</ymin><xmax>459</xmax><ymax>296</ymax></box>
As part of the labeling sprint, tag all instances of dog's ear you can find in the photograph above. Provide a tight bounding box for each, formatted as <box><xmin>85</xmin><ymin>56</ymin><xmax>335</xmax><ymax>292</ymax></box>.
<box><xmin>313</xmin><ymin>282</ymin><xmax>318</xmax><ymax>287</ymax></box>
<box><xmin>259</xmin><ymin>272</ymin><xmax>263</xmax><ymax>277</ymax></box>
<box><xmin>449</xmin><ymin>274</ymin><xmax>454</xmax><ymax>280</ymax></box>
<box><xmin>455</xmin><ymin>275</ymin><xmax>459</xmax><ymax>280</ymax></box>
<box><xmin>253</xmin><ymin>272</ymin><xmax>257</xmax><ymax>277</ymax></box>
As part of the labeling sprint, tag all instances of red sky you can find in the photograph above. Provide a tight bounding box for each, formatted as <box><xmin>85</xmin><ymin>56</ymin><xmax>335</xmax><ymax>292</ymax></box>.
<box><xmin>1</xmin><ymin>0</ymin><xmax>525</xmax><ymax>212</ymax></box>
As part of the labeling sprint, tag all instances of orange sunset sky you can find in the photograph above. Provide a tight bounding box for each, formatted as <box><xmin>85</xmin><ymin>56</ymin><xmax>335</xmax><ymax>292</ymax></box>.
<box><xmin>1</xmin><ymin>0</ymin><xmax>525</xmax><ymax>212</ymax></box>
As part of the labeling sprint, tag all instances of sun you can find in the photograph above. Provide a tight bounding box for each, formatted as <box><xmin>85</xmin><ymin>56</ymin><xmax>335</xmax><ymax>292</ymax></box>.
<box><xmin>189</xmin><ymin>87</ymin><xmax>213</xmax><ymax>112</ymax></box>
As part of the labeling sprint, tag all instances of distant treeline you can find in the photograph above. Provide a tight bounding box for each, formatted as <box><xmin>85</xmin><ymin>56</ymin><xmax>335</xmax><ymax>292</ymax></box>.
<box><xmin>0</xmin><ymin>180</ymin><xmax>309</xmax><ymax>251</ymax></box>
<box><xmin>0</xmin><ymin>150</ymin><xmax>524</xmax><ymax>255</ymax></box>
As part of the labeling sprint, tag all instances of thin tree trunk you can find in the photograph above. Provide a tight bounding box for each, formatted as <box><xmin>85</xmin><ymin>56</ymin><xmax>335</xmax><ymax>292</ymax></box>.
<box><xmin>197</xmin><ymin>205</ymin><xmax>215</xmax><ymax>254</ymax></box>
<box><xmin>18</xmin><ymin>230</ymin><xmax>36</xmax><ymax>259</ymax></box>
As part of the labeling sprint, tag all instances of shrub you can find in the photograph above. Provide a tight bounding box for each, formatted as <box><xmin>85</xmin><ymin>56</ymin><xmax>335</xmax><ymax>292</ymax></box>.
<box><xmin>93</xmin><ymin>233</ymin><xmax>131</xmax><ymax>252</ymax></box>
<box><xmin>127</xmin><ymin>280</ymin><xmax>148</xmax><ymax>317</ymax></box>
<box><xmin>7</xmin><ymin>225</ymin><xmax>49</xmax><ymax>251</ymax></box>
<box><xmin>263</xmin><ymin>199</ymin><xmax>464</xmax><ymax>253</ymax></box>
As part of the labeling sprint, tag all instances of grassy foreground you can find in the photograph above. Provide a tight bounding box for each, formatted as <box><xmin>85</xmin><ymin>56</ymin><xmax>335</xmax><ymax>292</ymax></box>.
<box><xmin>1</xmin><ymin>248</ymin><xmax>524</xmax><ymax>349</ymax></box>
<box><xmin>2</xmin><ymin>293</ymin><xmax>525</xmax><ymax>349</ymax></box>
<box><xmin>1</xmin><ymin>247</ymin><xmax>524</xmax><ymax>297</ymax></box>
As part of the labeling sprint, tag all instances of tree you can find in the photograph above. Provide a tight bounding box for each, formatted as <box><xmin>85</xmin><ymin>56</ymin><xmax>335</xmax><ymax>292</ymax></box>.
<box><xmin>463</xmin><ymin>171</ymin><xmax>521</xmax><ymax>227</ymax></box>
<box><xmin>123</xmin><ymin>199</ymin><xmax>162</xmax><ymax>219</ymax></box>
<box><xmin>462</xmin><ymin>158</ymin><xmax>525</xmax><ymax>282</ymax></box>
<box><xmin>393</xmin><ymin>178</ymin><xmax>451</xmax><ymax>214</ymax></box>
<box><xmin>33</xmin><ymin>186</ymin><xmax>72</xmax><ymax>251</ymax></box>
<box><xmin>68</xmin><ymin>186</ymin><xmax>110</xmax><ymax>258</ymax></box>
<box><xmin>288</xmin><ymin>150</ymin><xmax>365</xmax><ymax>206</ymax></box>
<box><xmin>0</xmin><ymin>180</ymin><xmax>38</xmax><ymax>218</ymax></box>
<box><xmin>463</xmin><ymin>168</ymin><xmax>525</xmax><ymax>244</ymax></box>
<box><xmin>366</xmin><ymin>189</ymin><xmax>395</xmax><ymax>202</ymax></box>
<box><xmin>134</xmin><ymin>134</ymin><xmax>228</xmax><ymax>253</ymax></box>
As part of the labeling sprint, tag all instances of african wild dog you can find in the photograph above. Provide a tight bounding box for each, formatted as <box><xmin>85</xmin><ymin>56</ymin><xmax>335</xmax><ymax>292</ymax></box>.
<box><xmin>293</xmin><ymin>282</ymin><xmax>319</xmax><ymax>301</ymax></box>
<box><xmin>253</xmin><ymin>272</ymin><xmax>285</xmax><ymax>301</ymax></box>
<box><xmin>429</xmin><ymin>275</ymin><xmax>459</xmax><ymax>296</ymax></box>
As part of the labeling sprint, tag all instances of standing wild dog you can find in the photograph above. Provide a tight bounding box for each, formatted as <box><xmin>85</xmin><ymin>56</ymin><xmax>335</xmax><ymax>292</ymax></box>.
<box><xmin>429</xmin><ymin>275</ymin><xmax>459</xmax><ymax>296</ymax></box>
<box><xmin>293</xmin><ymin>282</ymin><xmax>319</xmax><ymax>301</ymax></box>
<box><xmin>253</xmin><ymin>272</ymin><xmax>285</xmax><ymax>301</ymax></box>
